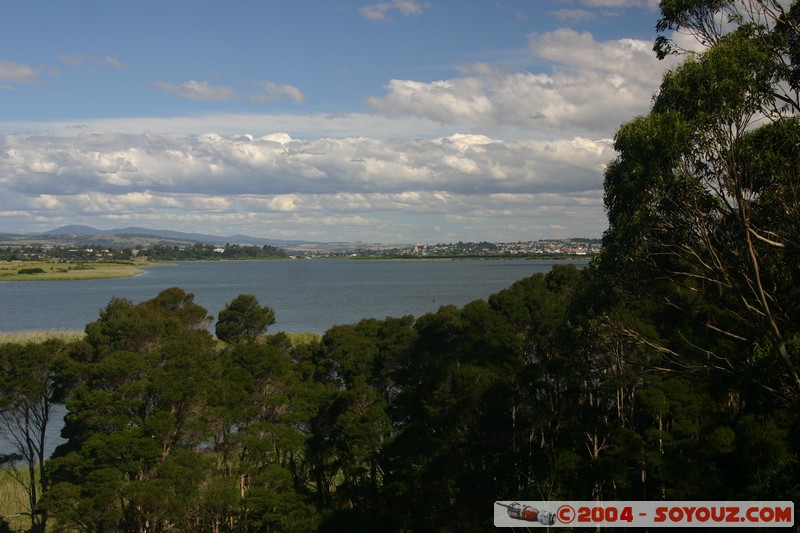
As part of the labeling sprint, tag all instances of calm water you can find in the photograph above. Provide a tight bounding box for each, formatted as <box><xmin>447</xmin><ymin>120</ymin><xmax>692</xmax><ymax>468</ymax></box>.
<box><xmin>0</xmin><ymin>259</ymin><xmax>585</xmax><ymax>334</ymax></box>
<box><xmin>0</xmin><ymin>259</ymin><xmax>584</xmax><ymax>458</ymax></box>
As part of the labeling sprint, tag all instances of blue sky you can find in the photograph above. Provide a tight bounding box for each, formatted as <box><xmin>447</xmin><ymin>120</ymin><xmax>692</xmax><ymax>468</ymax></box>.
<box><xmin>1</xmin><ymin>0</ymin><xmax>680</xmax><ymax>243</ymax></box>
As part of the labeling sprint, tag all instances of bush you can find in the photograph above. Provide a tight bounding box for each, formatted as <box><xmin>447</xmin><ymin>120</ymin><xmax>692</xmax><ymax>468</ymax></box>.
<box><xmin>17</xmin><ymin>267</ymin><xmax>45</xmax><ymax>275</ymax></box>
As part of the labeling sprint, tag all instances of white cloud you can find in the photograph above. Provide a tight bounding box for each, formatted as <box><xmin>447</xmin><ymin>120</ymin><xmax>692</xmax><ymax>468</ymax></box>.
<box><xmin>368</xmin><ymin>77</ymin><xmax>494</xmax><ymax>124</ymax></box>
<box><xmin>0</xmin><ymin>59</ymin><xmax>38</xmax><ymax>84</ymax></box>
<box><xmin>359</xmin><ymin>0</ymin><xmax>431</xmax><ymax>21</ymax></box>
<box><xmin>368</xmin><ymin>29</ymin><xmax>678</xmax><ymax>135</ymax></box>
<box><xmin>0</xmin><ymin>129</ymin><xmax>612</xmax><ymax>240</ymax></box>
<box><xmin>528</xmin><ymin>28</ymin><xmax>668</xmax><ymax>85</ymax></box>
<box><xmin>155</xmin><ymin>80</ymin><xmax>238</xmax><ymax>101</ymax></box>
<box><xmin>251</xmin><ymin>81</ymin><xmax>306</xmax><ymax>104</ymax></box>
<box><xmin>2</xmin><ymin>131</ymin><xmax>613</xmax><ymax>197</ymax></box>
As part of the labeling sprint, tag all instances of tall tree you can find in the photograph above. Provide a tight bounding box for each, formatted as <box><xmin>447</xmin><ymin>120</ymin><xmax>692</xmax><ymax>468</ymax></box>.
<box><xmin>603</xmin><ymin>0</ymin><xmax>800</xmax><ymax>396</ymax></box>
<box><xmin>0</xmin><ymin>340</ymin><xmax>67</xmax><ymax>532</ymax></box>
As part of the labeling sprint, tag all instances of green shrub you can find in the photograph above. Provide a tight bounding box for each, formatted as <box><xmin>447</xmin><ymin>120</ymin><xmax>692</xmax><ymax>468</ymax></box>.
<box><xmin>17</xmin><ymin>267</ymin><xmax>45</xmax><ymax>275</ymax></box>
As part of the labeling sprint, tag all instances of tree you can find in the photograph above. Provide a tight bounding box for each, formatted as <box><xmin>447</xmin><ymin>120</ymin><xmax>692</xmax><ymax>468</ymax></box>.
<box><xmin>216</xmin><ymin>294</ymin><xmax>276</xmax><ymax>344</ymax></box>
<box><xmin>45</xmin><ymin>289</ymin><xmax>219</xmax><ymax>532</ymax></box>
<box><xmin>0</xmin><ymin>340</ymin><xmax>68</xmax><ymax>533</ymax></box>
<box><xmin>602</xmin><ymin>0</ymin><xmax>800</xmax><ymax>396</ymax></box>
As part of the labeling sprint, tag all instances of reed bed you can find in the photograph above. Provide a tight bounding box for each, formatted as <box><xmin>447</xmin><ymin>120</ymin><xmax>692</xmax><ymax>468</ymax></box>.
<box><xmin>0</xmin><ymin>330</ymin><xmax>318</xmax><ymax>347</ymax></box>
<box><xmin>0</xmin><ymin>468</ymin><xmax>29</xmax><ymax>531</ymax></box>
<box><xmin>283</xmin><ymin>331</ymin><xmax>322</xmax><ymax>346</ymax></box>
<box><xmin>0</xmin><ymin>330</ymin><xmax>85</xmax><ymax>345</ymax></box>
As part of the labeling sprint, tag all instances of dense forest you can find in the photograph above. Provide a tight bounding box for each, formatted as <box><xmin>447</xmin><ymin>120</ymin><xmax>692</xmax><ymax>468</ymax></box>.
<box><xmin>2</xmin><ymin>1</ymin><xmax>800</xmax><ymax>531</ymax></box>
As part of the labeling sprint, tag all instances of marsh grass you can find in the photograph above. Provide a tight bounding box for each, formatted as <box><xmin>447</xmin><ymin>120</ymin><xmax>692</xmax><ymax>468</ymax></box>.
<box><xmin>0</xmin><ymin>330</ymin><xmax>85</xmax><ymax>345</ymax></box>
<box><xmin>0</xmin><ymin>468</ymin><xmax>29</xmax><ymax>531</ymax></box>
<box><xmin>1</xmin><ymin>330</ymin><xmax>316</xmax><ymax>347</ymax></box>
<box><xmin>283</xmin><ymin>331</ymin><xmax>322</xmax><ymax>346</ymax></box>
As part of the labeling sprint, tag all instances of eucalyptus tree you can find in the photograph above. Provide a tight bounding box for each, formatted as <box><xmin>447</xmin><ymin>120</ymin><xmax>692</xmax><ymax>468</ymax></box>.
<box><xmin>602</xmin><ymin>0</ymin><xmax>800</xmax><ymax>396</ymax></box>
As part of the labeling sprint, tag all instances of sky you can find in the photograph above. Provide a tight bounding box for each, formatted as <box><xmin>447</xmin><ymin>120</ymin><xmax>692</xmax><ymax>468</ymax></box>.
<box><xmin>0</xmin><ymin>0</ymin><xmax>683</xmax><ymax>244</ymax></box>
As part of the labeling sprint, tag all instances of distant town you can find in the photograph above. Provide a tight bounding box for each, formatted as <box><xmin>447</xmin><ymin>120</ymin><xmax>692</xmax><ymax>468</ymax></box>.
<box><xmin>0</xmin><ymin>226</ymin><xmax>601</xmax><ymax>261</ymax></box>
<box><xmin>0</xmin><ymin>238</ymin><xmax>601</xmax><ymax>262</ymax></box>
<box><xmin>306</xmin><ymin>238</ymin><xmax>601</xmax><ymax>258</ymax></box>
<box><xmin>0</xmin><ymin>239</ymin><xmax>600</xmax><ymax>262</ymax></box>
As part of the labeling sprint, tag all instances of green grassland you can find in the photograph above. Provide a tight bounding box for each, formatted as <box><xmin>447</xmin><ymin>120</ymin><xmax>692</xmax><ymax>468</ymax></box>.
<box><xmin>0</xmin><ymin>261</ymin><xmax>147</xmax><ymax>281</ymax></box>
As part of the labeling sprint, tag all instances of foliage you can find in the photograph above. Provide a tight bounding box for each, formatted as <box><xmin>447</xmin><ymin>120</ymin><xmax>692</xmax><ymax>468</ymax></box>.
<box><xmin>2</xmin><ymin>260</ymin><xmax>792</xmax><ymax>531</ymax></box>
<box><xmin>216</xmin><ymin>294</ymin><xmax>276</xmax><ymax>344</ymax></box>
<box><xmin>144</xmin><ymin>242</ymin><xmax>289</xmax><ymax>261</ymax></box>
<box><xmin>16</xmin><ymin>267</ymin><xmax>45</xmax><ymax>275</ymax></box>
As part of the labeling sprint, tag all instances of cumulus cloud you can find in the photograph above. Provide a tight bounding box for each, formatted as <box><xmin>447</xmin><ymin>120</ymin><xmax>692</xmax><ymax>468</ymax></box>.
<box><xmin>0</xmin><ymin>129</ymin><xmax>612</xmax><ymax>239</ymax></box>
<box><xmin>2</xmin><ymin>130</ymin><xmax>613</xmax><ymax>196</ymax></box>
<box><xmin>368</xmin><ymin>29</ymin><xmax>678</xmax><ymax>135</ymax></box>
<box><xmin>528</xmin><ymin>28</ymin><xmax>669</xmax><ymax>85</ymax></box>
<box><xmin>0</xmin><ymin>59</ymin><xmax>39</xmax><ymax>85</ymax></box>
<box><xmin>359</xmin><ymin>0</ymin><xmax>431</xmax><ymax>21</ymax></box>
<box><xmin>155</xmin><ymin>80</ymin><xmax>238</xmax><ymax>101</ymax></box>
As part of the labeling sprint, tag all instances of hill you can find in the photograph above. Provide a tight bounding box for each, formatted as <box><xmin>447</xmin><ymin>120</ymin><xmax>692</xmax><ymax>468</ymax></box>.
<box><xmin>2</xmin><ymin>226</ymin><xmax>402</xmax><ymax>252</ymax></box>
<box><xmin>7</xmin><ymin>225</ymin><xmax>313</xmax><ymax>249</ymax></box>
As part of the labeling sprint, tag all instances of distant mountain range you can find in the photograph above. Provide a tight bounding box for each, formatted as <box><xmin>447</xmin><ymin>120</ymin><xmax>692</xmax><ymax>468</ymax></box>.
<box><xmin>37</xmin><ymin>225</ymin><xmax>311</xmax><ymax>247</ymax></box>
<box><xmin>0</xmin><ymin>225</ymin><xmax>401</xmax><ymax>251</ymax></box>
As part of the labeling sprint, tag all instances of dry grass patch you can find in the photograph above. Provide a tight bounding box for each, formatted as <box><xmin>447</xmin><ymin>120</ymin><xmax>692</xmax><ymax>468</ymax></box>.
<box><xmin>0</xmin><ymin>330</ymin><xmax>85</xmax><ymax>345</ymax></box>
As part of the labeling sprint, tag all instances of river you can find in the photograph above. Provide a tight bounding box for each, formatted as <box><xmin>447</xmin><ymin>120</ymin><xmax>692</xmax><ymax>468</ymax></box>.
<box><xmin>0</xmin><ymin>258</ymin><xmax>586</xmax><ymax>334</ymax></box>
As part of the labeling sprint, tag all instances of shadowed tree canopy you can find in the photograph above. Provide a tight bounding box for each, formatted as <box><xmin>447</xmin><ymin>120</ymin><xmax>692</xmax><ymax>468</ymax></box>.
<box><xmin>602</xmin><ymin>0</ymin><xmax>800</xmax><ymax>396</ymax></box>
<box><xmin>215</xmin><ymin>294</ymin><xmax>276</xmax><ymax>344</ymax></box>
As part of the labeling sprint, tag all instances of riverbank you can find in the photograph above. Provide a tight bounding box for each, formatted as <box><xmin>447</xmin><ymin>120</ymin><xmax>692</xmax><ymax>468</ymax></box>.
<box><xmin>0</xmin><ymin>260</ymin><xmax>153</xmax><ymax>281</ymax></box>
<box><xmin>348</xmin><ymin>254</ymin><xmax>593</xmax><ymax>261</ymax></box>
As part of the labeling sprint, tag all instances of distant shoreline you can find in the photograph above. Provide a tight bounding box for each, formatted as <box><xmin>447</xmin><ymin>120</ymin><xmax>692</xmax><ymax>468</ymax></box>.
<box><xmin>347</xmin><ymin>254</ymin><xmax>594</xmax><ymax>261</ymax></box>
<box><xmin>0</xmin><ymin>255</ymin><xmax>592</xmax><ymax>282</ymax></box>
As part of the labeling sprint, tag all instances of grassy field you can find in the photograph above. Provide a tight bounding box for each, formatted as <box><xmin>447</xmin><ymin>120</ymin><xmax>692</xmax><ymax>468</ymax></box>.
<box><xmin>0</xmin><ymin>260</ymin><xmax>149</xmax><ymax>282</ymax></box>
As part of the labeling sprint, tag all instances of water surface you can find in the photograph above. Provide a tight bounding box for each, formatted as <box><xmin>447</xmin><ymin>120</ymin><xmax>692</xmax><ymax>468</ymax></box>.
<box><xmin>0</xmin><ymin>259</ymin><xmax>585</xmax><ymax>334</ymax></box>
